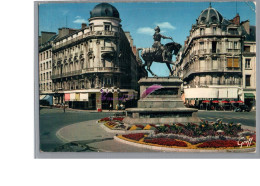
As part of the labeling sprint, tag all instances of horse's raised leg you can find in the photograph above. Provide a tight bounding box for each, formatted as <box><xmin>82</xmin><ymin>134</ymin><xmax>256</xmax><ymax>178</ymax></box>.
<box><xmin>166</xmin><ymin>63</ymin><xmax>173</xmax><ymax>76</ymax></box>
<box><xmin>147</xmin><ymin>61</ymin><xmax>157</xmax><ymax>77</ymax></box>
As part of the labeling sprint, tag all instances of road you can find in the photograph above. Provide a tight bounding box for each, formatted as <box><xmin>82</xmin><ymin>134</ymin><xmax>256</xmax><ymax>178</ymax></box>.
<box><xmin>39</xmin><ymin>108</ymin><xmax>256</xmax><ymax>152</ymax></box>
<box><xmin>197</xmin><ymin>110</ymin><xmax>256</xmax><ymax>127</ymax></box>
<box><xmin>39</xmin><ymin>108</ymin><xmax>114</xmax><ymax>152</ymax></box>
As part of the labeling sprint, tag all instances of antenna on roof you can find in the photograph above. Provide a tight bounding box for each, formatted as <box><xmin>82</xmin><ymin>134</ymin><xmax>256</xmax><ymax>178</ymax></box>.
<box><xmin>209</xmin><ymin>2</ymin><xmax>212</xmax><ymax>8</ymax></box>
<box><xmin>236</xmin><ymin>1</ymin><xmax>237</xmax><ymax>14</ymax></box>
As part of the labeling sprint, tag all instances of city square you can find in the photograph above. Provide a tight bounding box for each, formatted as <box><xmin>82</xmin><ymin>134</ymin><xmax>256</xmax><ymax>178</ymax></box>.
<box><xmin>38</xmin><ymin>2</ymin><xmax>256</xmax><ymax>153</ymax></box>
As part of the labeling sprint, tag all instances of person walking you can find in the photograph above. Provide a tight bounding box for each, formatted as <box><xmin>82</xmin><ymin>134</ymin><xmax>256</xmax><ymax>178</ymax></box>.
<box><xmin>63</xmin><ymin>103</ymin><xmax>66</xmax><ymax>113</ymax></box>
<box><xmin>109</xmin><ymin>103</ymin><xmax>112</xmax><ymax>111</ymax></box>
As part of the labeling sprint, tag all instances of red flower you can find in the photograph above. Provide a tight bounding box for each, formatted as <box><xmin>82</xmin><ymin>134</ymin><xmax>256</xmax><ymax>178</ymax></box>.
<box><xmin>113</xmin><ymin>117</ymin><xmax>124</xmax><ymax>121</ymax></box>
<box><xmin>122</xmin><ymin>133</ymin><xmax>145</xmax><ymax>141</ymax></box>
<box><xmin>197</xmin><ymin>140</ymin><xmax>254</xmax><ymax>148</ymax></box>
<box><xmin>144</xmin><ymin>138</ymin><xmax>187</xmax><ymax>147</ymax></box>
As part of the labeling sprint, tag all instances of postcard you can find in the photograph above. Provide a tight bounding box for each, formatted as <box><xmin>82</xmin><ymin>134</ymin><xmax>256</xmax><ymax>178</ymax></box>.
<box><xmin>37</xmin><ymin>1</ymin><xmax>257</xmax><ymax>155</ymax></box>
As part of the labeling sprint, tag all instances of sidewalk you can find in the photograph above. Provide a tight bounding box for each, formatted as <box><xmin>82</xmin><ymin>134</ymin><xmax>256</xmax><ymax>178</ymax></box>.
<box><xmin>56</xmin><ymin>120</ymin><xmax>157</xmax><ymax>152</ymax></box>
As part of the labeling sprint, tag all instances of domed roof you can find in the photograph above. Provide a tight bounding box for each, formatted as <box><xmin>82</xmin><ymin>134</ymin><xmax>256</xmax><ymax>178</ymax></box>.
<box><xmin>197</xmin><ymin>6</ymin><xmax>223</xmax><ymax>25</ymax></box>
<box><xmin>90</xmin><ymin>3</ymin><xmax>120</xmax><ymax>19</ymax></box>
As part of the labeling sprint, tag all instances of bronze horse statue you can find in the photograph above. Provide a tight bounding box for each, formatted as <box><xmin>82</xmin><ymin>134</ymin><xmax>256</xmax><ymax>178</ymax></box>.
<box><xmin>137</xmin><ymin>41</ymin><xmax>182</xmax><ymax>77</ymax></box>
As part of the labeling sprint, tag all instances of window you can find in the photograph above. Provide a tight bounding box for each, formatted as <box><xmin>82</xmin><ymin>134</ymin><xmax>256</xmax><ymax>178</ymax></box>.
<box><xmin>40</xmin><ymin>64</ymin><xmax>42</xmax><ymax>71</ymax></box>
<box><xmin>233</xmin><ymin>58</ymin><xmax>239</xmax><ymax>67</ymax></box>
<box><xmin>199</xmin><ymin>42</ymin><xmax>204</xmax><ymax>50</ymax></box>
<box><xmin>212</xmin><ymin>41</ymin><xmax>217</xmax><ymax>53</ymax></box>
<box><xmin>234</xmin><ymin>42</ymin><xmax>238</xmax><ymax>49</ymax></box>
<box><xmin>244</xmin><ymin>46</ymin><xmax>250</xmax><ymax>52</ymax></box>
<box><xmin>43</xmin><ymin>73</ymin><xmax>45</xmax><ymax>80</ymax></box>
<box><xmin>46</xmin><ymin>62</ymin><xmax>48</xmax><ymax>69</ymax></box>
<box><xmin>43</xmin><ymin>63</ymin><xmax>45</xmax><ymax>70</ymax></box>
<box><xmin>50</xmin><ymin>72</ymin><xmax>51</xmax><ymax>78</ymax></box>
<box><xmin>246</xmin><ymin>75</ymin><xmax>251</xmax><ymax>86</ymax></box>
<box><xmin>245</xmin><ymin>59</ymin><xmax>251</xmax><ymax>69</ymax></box>
<box><xmin>228</xmin><ymin>42</ymin><xmax>232</xmax><ymax>49</ymax></box>
<box><xmin>228</xmin><ymin>28</ymin><xmax>238</xmax><ymax>35</ymax></box>
<box><xmin>104</xmin><ymin>24</ymin><xmax>111</xmax><ymax>31</ymax></box>
<box><xmin>227</xmin><ymin>57</ymin><xmax>239</xmax><ymax>68</ymax></box>
<box><xmin>40</xmin><ymin>74</ymin><xmax>42</xmax><ymax>81</ymax></box>
<box><xmin>50</xmin><ymin>83</ymin><xmax>52</xmax><ymax>90</ymax></box>
<box><xmin>213</xmin><ymin>27</ymin><xmax>216</xmax><ymax>34</ymax></box>
<box><xmin>46</xmin><ymin>72</ymin><xmax>48</xmax><ymax>80</ymax></box>
<box><xmin>46</xmin><ymin>51</ymin><xmax>48</xmax><ymax>58</ymax></box>
<box><xmin>46</xmin><ymin>83</ymin><xmax>49</xmax><ymax>90</ymax></box>
<box><xmin>200</xmin><ymin>28</ymin><xmax>205</xmax><ymax>35</ymax></box>
<box><xmin>227</xmin><ymin>58</ymin><xmax>233</xmax><ymax>67</ymax></box>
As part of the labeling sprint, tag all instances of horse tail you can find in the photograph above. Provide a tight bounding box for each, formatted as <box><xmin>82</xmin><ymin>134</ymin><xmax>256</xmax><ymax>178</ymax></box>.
<box><xmin>136</xmin><ymin>48</ymin><xmax>143</xmax><ymax>62</ymax></box>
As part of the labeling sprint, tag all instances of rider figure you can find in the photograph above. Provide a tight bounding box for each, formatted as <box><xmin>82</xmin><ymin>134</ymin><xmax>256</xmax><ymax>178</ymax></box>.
<box><xmin>152</xmin><ymin>26</ymin><xmax>173</xmax><ymax>61</ymax></box>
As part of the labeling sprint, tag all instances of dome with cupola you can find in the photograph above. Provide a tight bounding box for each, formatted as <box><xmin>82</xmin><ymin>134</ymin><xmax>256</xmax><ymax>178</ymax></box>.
<box><xmin>197</xmin><ymin>4</ymin><xmax>223</xmax><ymax>25</ymax></box>
<box><xmin>90</xmin><ymin>3</ymin><xmax>120</xmax><ymax>19</ymax></box>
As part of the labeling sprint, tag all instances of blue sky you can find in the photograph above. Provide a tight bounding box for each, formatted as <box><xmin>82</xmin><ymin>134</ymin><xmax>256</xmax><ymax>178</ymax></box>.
<box><xmin>39</xmin><ymin>1</ymin><xmax>256</xmax><ymax>76</ymax></box>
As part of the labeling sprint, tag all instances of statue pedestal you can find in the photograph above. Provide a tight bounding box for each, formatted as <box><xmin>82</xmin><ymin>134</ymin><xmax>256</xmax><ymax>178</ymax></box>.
<box><xmin>123</xmin><ymin>77</ymin><xmax>200</xmax><ymax>125</ymax></box>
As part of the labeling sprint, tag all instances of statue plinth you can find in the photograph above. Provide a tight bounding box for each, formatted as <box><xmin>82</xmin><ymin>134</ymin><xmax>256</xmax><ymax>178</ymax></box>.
<box><xmin>123</xmin><ymin>77</ymin><xmax>200</xmax><ymax>125</ymax></box>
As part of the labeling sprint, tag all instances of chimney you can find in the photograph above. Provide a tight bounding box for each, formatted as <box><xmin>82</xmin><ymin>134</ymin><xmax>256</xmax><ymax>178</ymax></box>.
<box><xmin>132</xmin><ymin>46</ymin><xmax>137</xmax><ymax>56</ymax></box>
<box><xmin>231</xmin><ymin>13</ymin><xmax>240</xmax><ymax>25</ymax></box>
<box><xmin>81</xmin><ymin>23</ymin><xmax>87</xmax><ymax>29</ymax></box>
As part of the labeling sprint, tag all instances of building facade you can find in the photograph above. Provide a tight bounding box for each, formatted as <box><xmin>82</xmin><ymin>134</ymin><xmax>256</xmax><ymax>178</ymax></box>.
<box><xmin>51</xmin><ymin>3</ymin><xmax>145</xmax><ymax>110</ymax></box>
<box><xmin>39</xmin><ymin>31</ymin><xmax>57</xmax><ymax>105</ymax></box>
<box><xmin>241</xmin><ymin>21</ymin><xmax>256</xmax><ymax>109</ymax></box>
<box><xmin>175</xmin><ymin>5</ymin><xmax>250</xmax><ymax>109</ymax></box>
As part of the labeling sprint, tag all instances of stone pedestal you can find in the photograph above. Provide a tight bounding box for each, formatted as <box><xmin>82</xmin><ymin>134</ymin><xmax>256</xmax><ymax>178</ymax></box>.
<box><xmin>123</xmin><ymin>77</ymin><xmax>200</xmax><ymax>125</ymax></box>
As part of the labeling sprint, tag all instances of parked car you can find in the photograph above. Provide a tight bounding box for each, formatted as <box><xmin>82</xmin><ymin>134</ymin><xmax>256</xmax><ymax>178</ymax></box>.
<box><xmin>234</xmin><ymin>105</ymin><xmax>250</xmax><ymax>112</ymax></box>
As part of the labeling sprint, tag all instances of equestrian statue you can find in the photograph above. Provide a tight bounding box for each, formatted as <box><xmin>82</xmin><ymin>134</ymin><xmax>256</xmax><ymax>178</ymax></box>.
<box><xmin>137</xmin><ymin>26</ymin><xmax>182</xmax><ymax>77</ymax></box>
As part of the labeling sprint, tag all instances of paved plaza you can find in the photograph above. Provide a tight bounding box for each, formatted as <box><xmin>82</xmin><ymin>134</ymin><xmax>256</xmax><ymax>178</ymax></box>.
<box><xmin>39</xmin><ymin>108</ymin><xmax>256</xmax><ymax>152</ymax></box>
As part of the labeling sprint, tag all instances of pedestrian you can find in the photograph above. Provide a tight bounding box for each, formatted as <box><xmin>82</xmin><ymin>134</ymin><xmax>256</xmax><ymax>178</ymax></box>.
<box><xmin>63</xmin><ymin>103</ymin><xmax>66</xmax><ymax>113</ymax></box>
<box><xmin>116</xmin><ymin>103</ymin><xmax>119</xmax><ymax>110</ymax></box>
<box><xmin>120</xmin><ymin>103</ymin><xmax>124</xmax><ymax>110</ymax></box>
<box><xmin>109</xmin><ymin>103</ymin><xmax>112</xmax><ymax>111</ymax></box>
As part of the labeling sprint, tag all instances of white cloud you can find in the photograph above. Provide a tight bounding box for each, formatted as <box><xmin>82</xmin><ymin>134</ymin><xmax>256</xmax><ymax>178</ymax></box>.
<box><xmin>137</xmin><ymin>27</ymin><xmax>154</xmax><ymax>35</ymax></box>
<box><xmin>155</xmin><ymin>22</ymin><xmax>176</xmax><ymax>30</ymax></box>
<box><xmin>73</xmin><ymin>16</ymin><xmax>87</xmax><ymax>24</ymax></box>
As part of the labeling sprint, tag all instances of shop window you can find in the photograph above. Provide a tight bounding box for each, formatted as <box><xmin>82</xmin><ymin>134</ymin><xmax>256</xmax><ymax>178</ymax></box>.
<box><xmin>246</xmin><ymin>75</ymin><xmax>251</xmax><ymax>87</ymax></box>
<box><xmin>245</xmin><ymin>59</ymin><xmax>251</xmax><ymax>69</ymax></box>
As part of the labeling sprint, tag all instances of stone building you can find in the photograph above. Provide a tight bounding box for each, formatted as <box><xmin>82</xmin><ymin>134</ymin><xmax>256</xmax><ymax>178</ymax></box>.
<box><xmin>51</xmin><ymin>3</ymin><xmax>145</xmax><ymax>110</ymax></box>
<box><xmin>39</xmin><ymin>31</ymin><xmax>57</xmax><ymax>105</ymax></box>
<box><xmin>174</xmin><ymin>5</ymin><xmax>255</xmax><ymax>109</ymax></box>
<box><xmin>241</xmin><ymin>21</ymin><xmax>256</xmax><ymax>109</ymax></box>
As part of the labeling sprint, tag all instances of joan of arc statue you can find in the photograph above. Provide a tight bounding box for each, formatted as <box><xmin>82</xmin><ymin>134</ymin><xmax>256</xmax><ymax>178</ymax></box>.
<box><xmin>152</xmin><ymin>26</ymin><xmax>173</xmax><ymax>61</ymax></box>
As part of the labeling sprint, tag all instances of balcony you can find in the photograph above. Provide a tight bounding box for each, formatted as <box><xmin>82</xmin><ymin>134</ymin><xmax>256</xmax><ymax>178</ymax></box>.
<box><xmin>85</xmin><ymin>67</ymin><xmax>122</xmax><ymax>73</ymax></box>
<box><xmin>227</xmin><ymin>48</ymin><xmax>240</xmax><ymax>53</ymax></box>
<box><xmin>101</xmin><ymin>46</ymin><xmax>115</xmax><ymax>52</ymax></box>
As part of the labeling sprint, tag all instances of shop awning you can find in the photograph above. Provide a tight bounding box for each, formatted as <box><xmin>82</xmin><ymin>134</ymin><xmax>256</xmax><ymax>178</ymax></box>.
<box><xmin>244</xmin><ymin>93</ymin><xmax>255</xmax><ymax>98</ymax></box>
<box><xmin>40</xmin><ymin>95</ymin><xmax>46</xmax><ymax>100</ymax></box>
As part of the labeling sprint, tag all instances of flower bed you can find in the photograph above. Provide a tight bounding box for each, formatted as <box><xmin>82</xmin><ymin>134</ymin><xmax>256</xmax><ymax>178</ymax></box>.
<box><xmin>122</xmin><ymin>133</ymin><xmax>145</xmax><ymax>141</ymax></box>
<box><xmin>197</xmin><ymin>140</ymin><xmax>255</xmax><ymax>148</ymax></box>
<box><xmin>112</xmin><ymin>117</ymin><xmax>124</xmax><ymax>121</ymax></box>
<box><xmin>144</xmin><ymin>138</ymin><xmax>187</xmax><ymax>147</ymax></box>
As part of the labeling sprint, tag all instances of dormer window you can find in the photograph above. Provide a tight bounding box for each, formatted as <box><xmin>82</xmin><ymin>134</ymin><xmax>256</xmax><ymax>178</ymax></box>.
<box><xmin>200</xmin><ymin>17</ymin><xmax>206</xmax><ymax>23</ymax></box>
<box><xmin>104</xmin><ymin>23</ymin><xmax>111</xmax><ymax>31</ymax></box>
<box><xmin>211</xmin><ymin>16</ymin><xmax>217</xmax><ymax>23</ymax></box>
